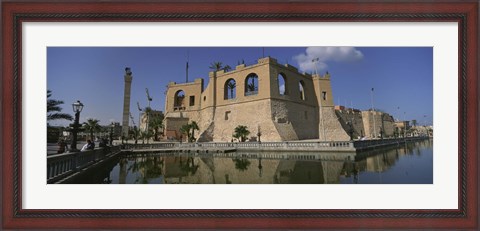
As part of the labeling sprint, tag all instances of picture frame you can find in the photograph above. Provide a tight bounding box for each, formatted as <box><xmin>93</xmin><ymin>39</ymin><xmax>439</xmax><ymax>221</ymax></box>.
<box><xmin>1</xmin><ymin>0</ymin><xmax>478</xmax><ymax>229</ymax></box>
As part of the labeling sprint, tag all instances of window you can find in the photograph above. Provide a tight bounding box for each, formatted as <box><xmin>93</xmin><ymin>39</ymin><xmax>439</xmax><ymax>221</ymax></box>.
<box><xmin>299</xmin><ymin>81</ymin><xmax>305</xmax><ymax>100</ymax></box>
<box><xmin>225</xmin><ymin>111</ymin><xmax>231</xmax><ymax>120</ymax></box>
<box><xmin>174</xmin><ymin>90</ymin><xmax>185</xmax><ymax>107</ymax></box>
<box><xmin>203</xmin><ymin>96</ymin><xmax>206</xmax><ymax>101</ymax></box>
<box><xmin>322</xmin><ymin>91</ymin><xmax>327</xmax><ymax>101</ymax></box>
<box><xmin>224</xmin><ymin>79</ymin><xmax>236</xmax><ymax>99</ymax></box>
<box><xmin>278</xmin><ymin>73</ymin><xmax>286</xmax><ymax>95</ymax></box>
<box><xmin>245</xmin><ymin>73</ymin><xmax>259</xmax><ymax>96</ymax></box>
<box><xmin>189</xmin><ymin>96</ymin><xmax>195</xmax><ymax>106</ymax></box>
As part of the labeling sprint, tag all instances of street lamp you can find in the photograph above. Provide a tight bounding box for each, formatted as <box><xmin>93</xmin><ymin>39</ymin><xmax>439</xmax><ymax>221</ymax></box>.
<box><xmin>257</xmin><ymin>125</ymin><xmax>262</xmax><ymax>142</ymax></box>
<box><xmin>70</xmin><ymin>100</ymin><xmax>84</xmax><ymax>152</ymax></box>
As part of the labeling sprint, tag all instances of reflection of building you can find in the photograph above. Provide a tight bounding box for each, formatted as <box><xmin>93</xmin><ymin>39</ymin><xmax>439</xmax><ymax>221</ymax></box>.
<box><xmin>164</xmin><ymin>57</ymin><xmax>348</xmax><ymax>142</ymax></box>
<box><xmin>160</xmin><ymin>155</ymin><xmax>347</xmax><ymax>184</ymax></box>
<box><xmin>104</xmin><ymin>140</ymin><xmax>432</xmax><ymax>184</ymax></box>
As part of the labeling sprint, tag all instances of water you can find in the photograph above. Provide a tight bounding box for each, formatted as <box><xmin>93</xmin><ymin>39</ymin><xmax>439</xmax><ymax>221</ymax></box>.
<box><xmin>72</xmin><ymin>139</ymin><xmax>433</xmax><ymax>184</ymax></box>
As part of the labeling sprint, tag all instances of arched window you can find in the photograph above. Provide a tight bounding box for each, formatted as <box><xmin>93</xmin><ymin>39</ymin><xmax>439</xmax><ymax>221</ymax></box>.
<box><xmin>224</xmin><ymin>78</ymin><xmax>236</xmax><ymax>99</ymax></box>
<box><xmin>278</xmin><ymin>73</ymin><xmax>287</xmax><ymax>95</ymax></box>
<box><xmin>245</xmin><ymin>73</ymin><xmax>259</xmax><ymax>96</ymax></box>
<box><xmin>299</xmin><ymin>81</ymin><xmax>305</xmax><ymax>100</ymax></box>
<box><xmin>174</xmin><ymin>90</ymin><xmax>185</xmax><ymax>107</ymax></box>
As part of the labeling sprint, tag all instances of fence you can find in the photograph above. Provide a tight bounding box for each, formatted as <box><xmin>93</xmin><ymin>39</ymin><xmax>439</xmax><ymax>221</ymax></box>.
<box><xmin>353</xmin><ymin>136</ymin><xmax>428</xmax><ymax>150</ymax></box>
<box><xmin>47</xmin><ymin>146</ymin><xmax>121</xmax><ymax>183</ymax></box>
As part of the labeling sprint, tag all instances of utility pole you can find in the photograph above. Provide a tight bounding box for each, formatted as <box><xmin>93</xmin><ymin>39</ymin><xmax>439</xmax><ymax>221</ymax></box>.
<box><xmin>145</xmin><ymin>88</ymin><xmax>152</xmax><ymax>133</ymax></box>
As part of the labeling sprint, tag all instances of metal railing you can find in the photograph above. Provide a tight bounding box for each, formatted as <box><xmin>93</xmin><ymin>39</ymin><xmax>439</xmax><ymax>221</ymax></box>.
<box><xmin>353</xmin><ymin>137</ymin><xmax>428</xmax><ymax>150</ymax></box>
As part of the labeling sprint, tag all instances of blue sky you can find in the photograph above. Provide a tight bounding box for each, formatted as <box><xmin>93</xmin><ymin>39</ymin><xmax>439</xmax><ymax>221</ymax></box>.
<box><xmin>47</xmin><ymin>47</ymin><xmax>433</xmax><ymax>127</ymax></box>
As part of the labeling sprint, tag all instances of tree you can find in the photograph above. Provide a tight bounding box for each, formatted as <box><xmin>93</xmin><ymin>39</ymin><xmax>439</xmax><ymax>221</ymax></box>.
<box><xmin>223</xmin><ymin>65</ymin><xmax>232</xmax><ymax>72</ymax></box>
<box><xmin>179</xmin><ymin>121</ymin><xmax>199</xmax><ymax>142</ymax></box>
<box><xmin>149</xmin><ymin>114</ymin><xmax>164</xmax><ymax>141</ymax></box>
<box><xmin>411</xmin><ymin>119</ymin><xmax>417</xmax><ymax>127</ymax></box>
<box><xmin>189</xmin><ymin>121</ymin><xmax>199</xmax><ymax>142</ymax></box>
<box><xmin>180</xmin><ymin>124</ymin><xmax>191</xmax><ymax>142</ymax></box>
<box><xmin>47</xmin><ymin>90</ymin><xmax>73</xmax><ymax>123</ymax></box>
<box><xmin>209</xmin><ymin>62</ymin><xmax>223</xmax><ymax>71</ymax></box>
<box><xmin>226</xmin><ymin>80</ymin><xmax>236</xmax><ymax>99</ymax></box>
<box><xmin>233</xmin><ymin>158</ymin><xmax>251</xmax><ymax>171</ymax></box>
<box><xmin>233</xmin><ymin>125</ymin><xmax>250</xmax><ymax>142</ymax></box>
<box><xmin>130</xmin><ymin>126</ymin><xmax>140</xmax><ymax>144</ymax></box>
<box><xmin>142</xmin><ymin>130</ymin><xmax>153</xmax><ymax>144</ymax></box>
<box><xmin>247</xmin><ymin>82</ymin><xmax>256</xmax><ymax>92</ymax></box>
<box><xmin>83</xmin><ymin>119</ymin><xmax>101</xmax><ymax>140</ymax></box>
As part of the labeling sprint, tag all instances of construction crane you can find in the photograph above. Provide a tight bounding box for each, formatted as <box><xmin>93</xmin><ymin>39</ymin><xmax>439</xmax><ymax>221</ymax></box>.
<box><xmin>146</xmin><ymin>88</ymin><xmax>153</xmax><ymax>104</ymax></box>
<box><xmin>145</xmin><ymin>88</ymin><xmax>153</xmax><ymax>132</ymax></box>
<box><xmin>129</xmin><ymin>112</ymin><xmax>136</xmax><ymax>127</ymax></box>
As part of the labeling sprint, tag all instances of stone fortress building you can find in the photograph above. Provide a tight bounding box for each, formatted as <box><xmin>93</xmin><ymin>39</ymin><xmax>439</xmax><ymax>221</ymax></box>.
<box><xmin>163</xmin><ymin>56</ymin><xmax>396</xmax><ymax>142</ymax></box>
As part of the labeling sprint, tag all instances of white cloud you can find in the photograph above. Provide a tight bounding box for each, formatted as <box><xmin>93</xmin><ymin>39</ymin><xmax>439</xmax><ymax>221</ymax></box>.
<box><xmin>293</xmin><ymin>47</ymin><xmax>364</xmax><ymax>73</ymax></box>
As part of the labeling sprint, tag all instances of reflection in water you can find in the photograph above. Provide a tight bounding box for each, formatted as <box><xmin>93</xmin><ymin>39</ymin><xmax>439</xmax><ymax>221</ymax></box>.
<box><xmin>72</xmin><ymin>139</ymin><xmax>432</xmax><ymax>184</ymax></box>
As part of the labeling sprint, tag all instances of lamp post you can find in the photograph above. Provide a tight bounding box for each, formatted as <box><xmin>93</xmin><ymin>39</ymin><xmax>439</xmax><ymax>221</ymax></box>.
<box><xmin>70</xmin><ymin>100</ymin><xmax>84</xmax><ymax>152</ymax></box>
<box><xmin>257</xmin><ymin>125</ymin><xmax>262</xmax><ymax>143</ymax></box>
<box><xmin>370</xmin><ymin>88</ymin><xmax>376</xmax><ymax>139</ymax></box>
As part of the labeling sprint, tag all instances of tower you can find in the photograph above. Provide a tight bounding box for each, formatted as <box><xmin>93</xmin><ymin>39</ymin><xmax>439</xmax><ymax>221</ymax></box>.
<box><xmin>313</xmin><ymin>72</ymin><xmax>335</xmax><ymax>141</ymax></box>
<box><xmin>122</xmin><ymin>67</ymin><xmax>133</xmax><ymax>137</ymax></box>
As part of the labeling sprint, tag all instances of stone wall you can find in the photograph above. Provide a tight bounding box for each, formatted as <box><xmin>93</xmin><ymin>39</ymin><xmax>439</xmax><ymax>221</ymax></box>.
<box><xmin>210</xmin><ymin>99</ymin><xmax>282</xmax><ymax>142</ymax></box>
<box><xmin>319</xmin><ymin>107</ymin><xmax>350</xmax><ymax>141</ymax></box>
<box><xmin>334</xmin><ymin>108</ymin><xmax>365</xmax><ymax>139</ymax></box>
<box><xmin>361</xmin><ymin>111</ymin><xmax>395</xmax><ymax>138</ymax></box>
<box><xmin>271</xmin><ymin>99</ymin><xmax>319</xmax><ymax>140</ymax></box>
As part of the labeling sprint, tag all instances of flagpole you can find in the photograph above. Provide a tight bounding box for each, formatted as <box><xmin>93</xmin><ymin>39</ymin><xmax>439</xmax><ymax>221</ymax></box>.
<box><xmin>186</xmin><ymin>50</ymin><xmax>189</xmax><ymax>83</ymax></box>
<box><xmin>371</xmin><ymin>88</ymin><xmax>376</xmax><ymax>139</ymax></box>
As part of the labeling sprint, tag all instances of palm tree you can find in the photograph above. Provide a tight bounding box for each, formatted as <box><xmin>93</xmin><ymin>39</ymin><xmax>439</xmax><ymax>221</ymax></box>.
<box><xmin>233</xmin><ymin>158</ymin><xmax>251</xmax><ymax>171</ymax></box>
<box><xmin>247</xmin><ymin>82</ymin><xmax>256</xmax><ymax>92</ymax></box>
<box><xmin>47</xmin><ymin>90</ymin><xmax>73</xmax><ymax>123</ymax></box>
<box><xmin>142</xmin><ymin>130</ymin><xmax>153</xmax><ymax>144</ymax></box>
<box><xmin>411</xmin><ymin>119</ymin><xmax>417</xmax><ymax>127</ymax></box>
<box><xmin>223</xmin><ymin>65</ymin><xmax>232</xmax><ymax>72</ymax></box>
<box><xmin>226</xmin><ymin>80</ymin><xmax>236</xmax><ymax>99</ymax></box>
<box><xmin>149</xmin><ymin>114</ymin><xmax>164</xmax><ymax>141</ymax></box>
<box><xmin>233</xmin><ymin>125</ymin><xmax>250</xmax><ymax>142</ymax></box>
<box><xmin>130</xmin><ymin>126</ymin><xmax>140</xmax><ymax>144</ymax></box>
<box><xmin>189</xmin><ymin>121</ymin><xmax>199</xmax><ymax>142</ymax></box>
<box><xmin>180</xmin><ymin>124</ymin><xmax>191</xmax><ymax>142</ymax></box>
<box><xmin>209</xmin><ymin>61</ymin><xmax>223</xmax><ymax>71</ymax></box>
<box><xmin>83</xmin><ymin>119</ymin><xmax>101</xmax><ymax>140</ymax></box>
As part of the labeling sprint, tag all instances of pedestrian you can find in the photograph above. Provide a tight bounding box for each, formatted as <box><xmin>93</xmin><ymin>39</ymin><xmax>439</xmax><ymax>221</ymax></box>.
<box><xmin>81</xmin><ymin>140</ymin><xmax>94</xmax><ymax>152</ymax></box>
<box><xmin>57</xmin><ymin>139</ymin><xmax>66</xmax><ymax>154</ymax></box>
